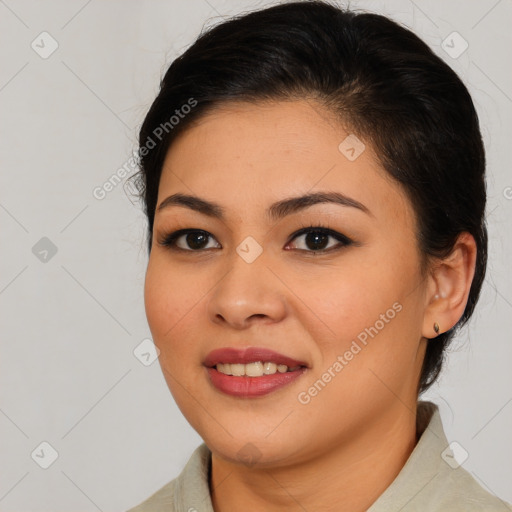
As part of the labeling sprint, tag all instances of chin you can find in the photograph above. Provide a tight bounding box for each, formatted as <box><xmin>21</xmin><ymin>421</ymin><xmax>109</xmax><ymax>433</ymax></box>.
<box><xmin>198</xmin><ymin>424</ymin><xmax>308</xmax><ymax>469</ymax></box>
<box><xmin>210</xmin><ymin>440</ymin><xmax>291</xmax><ymax>468</ymax></box>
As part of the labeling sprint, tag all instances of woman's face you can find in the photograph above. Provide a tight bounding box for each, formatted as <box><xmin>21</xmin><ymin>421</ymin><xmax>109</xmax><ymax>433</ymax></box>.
<box><xmin>145</xmin><ymin>99</ymin><xmax>430</xmax><ymax>467</ymax></box>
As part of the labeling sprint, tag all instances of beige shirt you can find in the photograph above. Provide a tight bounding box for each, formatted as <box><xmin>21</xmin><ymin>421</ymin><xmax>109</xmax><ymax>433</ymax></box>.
<box><xmin>127</xmin><ymin>401</ymin><xmax>511</xmax><ymax>511</ymax></box>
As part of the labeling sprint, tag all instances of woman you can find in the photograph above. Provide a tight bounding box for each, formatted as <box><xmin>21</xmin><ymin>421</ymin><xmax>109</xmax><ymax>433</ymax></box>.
<box><xmin>127</xmin><ymin>1</ymin><xmax>510</xmax><ymax>510</ymax></box>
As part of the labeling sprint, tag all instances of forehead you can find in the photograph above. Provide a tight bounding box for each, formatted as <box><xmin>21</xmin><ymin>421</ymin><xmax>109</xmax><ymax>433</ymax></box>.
<box><xmin>164</xmin><ymin>99</ymin><xmax>363</xmax><ymax>175</ymax></box>
<box><xmin>157</xmin><ymin>100</ymin><xmax>413</xmax><ymax>228</ymax></box>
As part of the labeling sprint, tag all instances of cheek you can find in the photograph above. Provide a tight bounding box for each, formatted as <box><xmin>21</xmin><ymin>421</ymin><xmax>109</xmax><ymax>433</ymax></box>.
<box><xmin>144</xmin><ymin>256</ymin><xmax>200</xmax><ymax>356</ymax></box>
<box><xmin>144</xmin><ymin>258</ymin><xmax>205</xmax><ymax>410</ymax></box>
<box><xmin>294</xmin><ymin>260</ymin><xmax>402</xmax><ymax>338</ymax></box>
<box><xmin>295</xmin><ymin>279</ymin><xmax>423</xmax><ymax>429</ymax></box>
<box><xmin>295</xmin><ymin>246</ymin><xmax>423</xmax><ymax>372</ymax></box>
<box><xmin>144</xmin><ymin>261</ymin><xmax>170</xmax><ymax>340</ymax></box>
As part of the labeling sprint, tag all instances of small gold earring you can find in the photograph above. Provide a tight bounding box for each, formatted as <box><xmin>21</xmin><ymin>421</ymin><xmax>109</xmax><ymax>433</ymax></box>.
<box><xmin>433</xmin><ymin>322</ymin><xmax>440</xmax><ymax>334</ymax></box>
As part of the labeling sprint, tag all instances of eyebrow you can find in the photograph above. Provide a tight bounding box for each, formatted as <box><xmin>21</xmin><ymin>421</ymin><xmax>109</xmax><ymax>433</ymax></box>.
<box><xmin>156</xmin><ymin>191</ymin><xmax>372</xmax><ymax>222</ymax></box>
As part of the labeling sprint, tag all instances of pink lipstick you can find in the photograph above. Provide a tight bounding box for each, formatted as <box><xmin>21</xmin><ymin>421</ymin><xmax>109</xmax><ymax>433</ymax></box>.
<box><xmin>204</xmin><ymin>347</ymin><xmax>308</xmax><ymax>398</ymax></box>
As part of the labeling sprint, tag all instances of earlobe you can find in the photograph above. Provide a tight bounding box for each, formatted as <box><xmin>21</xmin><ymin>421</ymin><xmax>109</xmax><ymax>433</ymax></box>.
<box><xmin>422</xmin><ymin>232</ymin><xmax>477</xmax><ymax>339</ymax></box>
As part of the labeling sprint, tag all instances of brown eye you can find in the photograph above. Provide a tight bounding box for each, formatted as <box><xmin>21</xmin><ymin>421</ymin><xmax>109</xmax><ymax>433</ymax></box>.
<box><xmin>286</xmin><ymin>227</ymin><xmax>353</xmax><ymax>253</ymax></box>
<box><xmin>158</xmin><ymin>226</ymin><xmax>353</xmax><ymax>254</ymax></box>
<box><xmin>159</xmin><ymin>230</ymin><xmax>220</xmax><ymax>251</ymax></box>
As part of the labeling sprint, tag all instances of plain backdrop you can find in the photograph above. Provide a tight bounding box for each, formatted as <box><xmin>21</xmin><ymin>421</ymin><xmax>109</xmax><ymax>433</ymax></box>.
<box><xmin>1</xmin><ymin>0</ymin><xmax>511</xmax><ymax>510</ymax></box>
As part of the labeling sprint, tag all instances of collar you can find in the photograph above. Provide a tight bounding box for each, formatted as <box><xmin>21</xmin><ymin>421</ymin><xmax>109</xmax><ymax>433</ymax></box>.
<box><xmin>172</xmin><ymin>401</ymin><xmax>464</xmax><ymax>511</ymax></box>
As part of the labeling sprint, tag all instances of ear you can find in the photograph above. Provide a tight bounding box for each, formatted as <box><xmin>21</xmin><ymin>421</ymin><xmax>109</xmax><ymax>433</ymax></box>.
<box><xmin>422</xmin><ymin>232</ymin><xmax>477</xmax><ymax>339</ymax></box>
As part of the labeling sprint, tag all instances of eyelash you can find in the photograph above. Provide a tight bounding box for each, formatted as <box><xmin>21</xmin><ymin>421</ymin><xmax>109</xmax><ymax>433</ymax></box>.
<box><xmin>157</xmin><ymin>224</ymin><xmax>354</xmax><ymax>255</ymax></box>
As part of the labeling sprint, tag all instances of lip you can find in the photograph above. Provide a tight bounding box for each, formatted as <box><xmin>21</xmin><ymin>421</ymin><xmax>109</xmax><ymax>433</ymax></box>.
<box><xmin>204</xmin><ymin>347</ymin><xmax>309</xmax><ymax>398</ymax></box>
<box><xmin>203</xmin><ymin>347</ymin><xmax>309</xmax><ymax>368</ymax></box>
<box><xmin>206</xmin><ymin>367</ymin><xmax>307</xmax><ymax>397</ymax></box>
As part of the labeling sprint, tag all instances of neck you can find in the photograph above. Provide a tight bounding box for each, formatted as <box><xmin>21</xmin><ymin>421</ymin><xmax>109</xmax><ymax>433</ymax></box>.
<box><xmin>210</xmin><ymin>403</ymin><xmax>418</xmax><ymax>512</ymax></box>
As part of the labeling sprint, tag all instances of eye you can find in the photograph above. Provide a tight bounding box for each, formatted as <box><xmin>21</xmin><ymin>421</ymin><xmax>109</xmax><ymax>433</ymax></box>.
<box><xmin>158</xmin><ymin>229</ymin><xmax>220</xmax><ymax>251</ymax></box>
<box><xmin>286</xmin><ymin>225</ymin><xmax>353</xmax><ymax>253</ymax></box>
<box><xmin>158</xmin><ymin>225</ymin><xmax>353</xmax><ymax>254</ymax></box>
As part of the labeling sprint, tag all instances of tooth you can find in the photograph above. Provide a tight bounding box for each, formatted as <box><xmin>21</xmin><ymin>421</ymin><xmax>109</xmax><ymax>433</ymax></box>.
<box><xmin>231</xmin><ymin>363</ymin><xmax>245</xmax><ymax>376</ymax></box>
<box><xmin>245</xmin><ymin>361</ymin><xmax>264</xmax><ymax>377</ymax></box>
<box><xmin>216</xmin><ymin>361</ymin><xmax>296</xmax><ymax>376</ymax></box>
<box><xmin>263</xmin><ymin>362</ymin><xmax>277</xmax><ymax>375</ymax></box>
<box><xmin>217</xmin><ymin>363</ymin><xmax>230</xmax><ymax>375</ymax></box>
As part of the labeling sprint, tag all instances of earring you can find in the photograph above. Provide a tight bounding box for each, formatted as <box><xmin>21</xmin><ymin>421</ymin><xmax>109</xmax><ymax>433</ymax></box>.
<box><xmin>433</xmin><ymin>322</ymin><xmax>440</xmax><ymax>334</ymax></box>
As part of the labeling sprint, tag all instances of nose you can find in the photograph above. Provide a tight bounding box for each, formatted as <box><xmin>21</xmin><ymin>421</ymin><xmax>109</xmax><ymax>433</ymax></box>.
<box><xmin>207</xmin><ymin>251</ymin><xmax>288</xmax><ymax>330</ymax></box>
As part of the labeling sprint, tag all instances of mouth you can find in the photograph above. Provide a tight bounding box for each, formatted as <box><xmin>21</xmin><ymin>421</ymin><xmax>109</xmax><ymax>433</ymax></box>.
<box><xmin>204</xmin><ymin>347</ymin><xmax>308</xmax><ymax>397</ymax></box>
<box><xmin>215</xmin><ymin>361</ymin><xmax>303</xmax><ymax>376</ymax></box>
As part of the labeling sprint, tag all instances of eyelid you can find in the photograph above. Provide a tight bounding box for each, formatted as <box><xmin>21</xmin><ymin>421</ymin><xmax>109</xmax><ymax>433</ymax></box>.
<box><xmin>287</xmin><ymin>225</ymin><xmax>353</xmax><ymax>245</ymax></box>
<box><xmin>157</xmin><ymin>225</ymin><xmax>355</xmax><ymax>255</ymax></box>
<box><xmin>157</xmin><ymin>229</ymin><xmax>220</xmax><ymax>251</ymax></box>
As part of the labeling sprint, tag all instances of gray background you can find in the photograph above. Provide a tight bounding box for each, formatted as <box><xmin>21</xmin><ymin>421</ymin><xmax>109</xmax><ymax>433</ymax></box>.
<box><xmin>1</xmin><ymin>0</ymin><xmax>511</xmax><ymax>510</ymax></box>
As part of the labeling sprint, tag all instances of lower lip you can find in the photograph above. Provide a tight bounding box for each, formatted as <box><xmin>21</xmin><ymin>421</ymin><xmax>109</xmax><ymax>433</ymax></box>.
<box><xmin>206</xmin><ymin>367</ymin><xmax>307</xmax><ymax>397</ymax></box>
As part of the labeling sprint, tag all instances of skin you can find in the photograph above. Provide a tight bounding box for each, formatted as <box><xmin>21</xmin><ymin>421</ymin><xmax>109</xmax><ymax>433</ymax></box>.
<box><xmin>144</xmin><ymin>99</ymin><xmax>477</xmax><ymax>511</ymax></box>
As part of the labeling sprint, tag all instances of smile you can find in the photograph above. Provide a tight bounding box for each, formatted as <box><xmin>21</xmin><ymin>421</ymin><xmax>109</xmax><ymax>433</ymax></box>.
<box><xmin>204</xmin><ymin>347</ymin><xmax>308</xmax><ymax>397</ymax></box>
<box><xmin>215</xmin><ymin>362</ymin><xmax>302</xmax><ymax>377</ymax></box>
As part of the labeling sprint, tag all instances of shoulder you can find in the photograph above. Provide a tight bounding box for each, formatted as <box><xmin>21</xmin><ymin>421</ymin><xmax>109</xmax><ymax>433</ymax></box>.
<box><xmin>369</xmin><ymin>401</ymin><xmax>511</xmax><ymax>511</ymax></box>
<box><xmin>125</xmin><ymin>479</ymin><xmax>176</xmax><ymax>512</ymax></box>
<box><xmin>429</xmin><ymin>464</ymin><xmax>511</xmax><ymax>511</ymax></box>
<box><xmin>125</xmin><ymin>443</ymin><xmax>213</xmax><ymax>512</ymax></box>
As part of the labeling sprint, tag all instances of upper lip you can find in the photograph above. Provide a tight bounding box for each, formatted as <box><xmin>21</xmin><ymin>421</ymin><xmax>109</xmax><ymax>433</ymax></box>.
<box><xmin>204</xmin><ymin>347</ymin><xmax>309</xmax><ymax>368</ymax></box>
